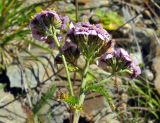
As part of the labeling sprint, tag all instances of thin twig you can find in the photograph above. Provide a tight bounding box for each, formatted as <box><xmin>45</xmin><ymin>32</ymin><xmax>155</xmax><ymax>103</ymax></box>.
<box><xmin>75</xmin><ymin>0</ymin><xmax>79</xmax><ymax>22</ymax></box>
<box><xmin>128</xmin><ymin>107</ymin><xmax>159</xmax><ymax>111</ymax></box>
<box><xmin>115</xmin><ymin>9</ymin><xmax>145</xmax><ymax>31</ymax></box>
<box><xmin>0</xmin><ymin>66</ymin><xmax>63</xmax><ymax>109</ymax></box>
<box><xmin>144</xmin><ymin>0</ymin><xmax>159</xmax><ymax>19</ymax></box>
<box><xmin>0</xmin><ymin>97</ymin><xmax>19</xmax><ymax>109</ymax></box>
<box><xmin>150</xmin><ymin>0</ymin><xmax>160</xmax><ymax>13</ymax></box>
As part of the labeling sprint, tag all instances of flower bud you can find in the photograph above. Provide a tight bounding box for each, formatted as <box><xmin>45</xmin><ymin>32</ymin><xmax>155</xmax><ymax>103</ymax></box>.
<box><xmin>55</xmin><ymin>41</ymin><xmax>80</xmax><ymax>64</ymax></box>
<box><xmin>63</xmin><ymin>41</ymin><xmax>80</xmax><ymax>64</ymax></box>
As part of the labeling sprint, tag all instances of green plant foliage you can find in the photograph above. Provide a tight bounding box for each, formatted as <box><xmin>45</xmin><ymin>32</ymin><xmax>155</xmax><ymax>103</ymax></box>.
<box><xmin>0</xmin><ymin>0</ymin><xmax>55</xmax><ymax>68</ymax></box>
<box><xmin>68</xmin><ymin>64</ymin><xmax>79</xmax><ymax>72</ymax></box>
<box><xmin>85</xmin><ymin>84</ymin><xmax>115</xmax><ymax>110</ymax></box>
<box><xmin>127</xmin><ymin>77</ymin><xmax>160</xmax><ymax>121</ymax></box>
<box><xmin>85</xmin><ymin>71</ymin><xmax>96</xmax><ymax>83</ymax></box>
<box><xmin>95</xmin><ymin>9</ymin><xmax>124</xmax><ymax>30</ymax></box>
<box><xmin>64</xmin><ymin>96</ymin><xmax>79</xmax><ymax>106</ymax></box>
<box><xmin>33</xmin><ymin>84</ymin><xmax>56</xmax><ymax>115</ymax></box>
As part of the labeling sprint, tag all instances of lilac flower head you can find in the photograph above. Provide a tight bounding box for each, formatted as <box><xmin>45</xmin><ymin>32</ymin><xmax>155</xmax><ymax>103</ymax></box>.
<box><xmin>62</xmin><ymin>41</ymin><xmax>80</xmax><ymax>61</ymax></box>
<box><xmin>96</xmin><ymin>52</ymin><xmax>114</xmax><ymax>71</ymax></box>
<box><xmin>68</xmin><ymin>22</ymin><xmax>112</xmax><ymax>59</ymax></box>
<box><xmin>130</xmin><ymin>60</ymin><xmax>141</xmax><ymax>78</ymax></box>
<box><xmin>30</xmin><ymin>10</ymin><xmax>62</xmax><ymax>47</ymax></box>
<box><xmin>55</xmin><ymin>41</ymin><xmax>80</xmax><ymax>64</ymax></box>
<box><xmin>114</xmin><ymin>48</ymin><xmax>129</xmax><ymax>58</ymax></box>
<box><xmin>114</xmin><ymin>48</ymin><xmax>132</xmax><ymax>65</ymax></box>
<box><xmin>68</xmin><ymin>22</ymin><xmax>111</xmax><ymax>40</ymax></box>
<box><xmin>60</xmin><ymin>16</ymin><xmax>71</xmax><ymax>32</ymax></box>
<box><xmin>97</xmin><ymin>48</ymin><xmax>141</xmax><ymax>79</ymax></box>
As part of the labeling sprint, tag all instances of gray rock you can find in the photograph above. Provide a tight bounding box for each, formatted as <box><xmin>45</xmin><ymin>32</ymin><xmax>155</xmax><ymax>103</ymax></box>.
<box><xmin>38</xmin><ymin>100</ymin><xmax>70</xmax><ymax>123</ymax></box>
<box><xmin>143</xmin><ymin>68</ymin><xmax>154</xmax><ymax>81</ymax></box>
<box><xmin>152</xmin><ymin>57</ymin><xmax>160</xmax><ymax>94</ymax></box>
<box><xmin>0</xmin><ymin>90</ymin><xmax>27</xmax><ymax>123</ymax></box>
<box><xmin>7</xmin><ymin>53</ymin><xmax>56</xmax><ymax>88</ymax></box>
<box><xmin>93</xmin><ymin>101</ymin><xmax>120</xmax><ymax>123</ymax></box>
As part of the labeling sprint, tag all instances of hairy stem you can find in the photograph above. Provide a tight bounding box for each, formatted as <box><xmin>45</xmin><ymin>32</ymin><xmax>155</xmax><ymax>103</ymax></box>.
<box><xmin>73</xmin><ymin>60</ymin><xmax>90</xmax><ymax>123</ymax></box>
<box><xmin>52</xmin><ymin>28</ymin><xmax>74</xmax><ymax>96</ymax></box>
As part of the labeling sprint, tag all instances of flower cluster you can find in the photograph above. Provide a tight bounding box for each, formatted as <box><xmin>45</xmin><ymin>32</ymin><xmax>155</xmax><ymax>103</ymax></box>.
<box><xmin>55</xmin><ymin>41</ymin><xmax>80</xmax><ymax>64</ymax></box>
<box><xmin>30</xmin><ymin>10</ymin><xmax>141</xmax><ymax>79</ymax></box>
<box><xmin>30</xmin><ymin>10</ymin><xmax>64</xmax><ymax>48</ymax></box>
<box><xmin>68</xmin><ymin>22</ymin><xmax>113</xmax><ymax>60</ymax></box>
<box><xmin>97</xmin><ymin>48</ymin><xmax>141</xmax><ymax>78</ymax></box>
<box><xmin>60</xmin><ymin>16</ymin><xmax>71</xmax><ymax>32</ymax></box>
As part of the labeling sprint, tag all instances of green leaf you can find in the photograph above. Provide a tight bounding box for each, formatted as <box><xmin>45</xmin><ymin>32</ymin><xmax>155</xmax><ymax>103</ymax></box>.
<box><xmin>85</xmin><ymin>84</ymin><xmax>115</xmax><ymax>110</ymax></box>
<box><xmin>85</xmin><ymin>71</ymin><xmax>96</xmax><ymax>83</ymax></box>
<box><xmin>68</xmin><ymin>64</ymin><xmax>79</xmax><ymax>72</ymax></box>
<box><xmin>65</xmin><ymin>96</ymin><xmax>78</xmax><ymax>106</ymax></box>
<box><xmin>33</xmin><ymin>84</ymin><xmax>56</xmax><ymax>114</ymax></box>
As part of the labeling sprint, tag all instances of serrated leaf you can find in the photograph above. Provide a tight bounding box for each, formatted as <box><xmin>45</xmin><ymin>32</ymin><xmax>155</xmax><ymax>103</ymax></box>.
<box><xmin>65</xmin><ymin>96</ymin><xmax>78</xmax><ymax>106</ymax></box>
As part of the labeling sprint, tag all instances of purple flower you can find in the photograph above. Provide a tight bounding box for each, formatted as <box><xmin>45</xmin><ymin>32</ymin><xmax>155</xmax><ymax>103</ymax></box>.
<box><xmin>30</xmin><ymin>28</ymin><xmax>47</xmax><ymax>41</ymax></box>
<box><xmin>130</xmin><ymin>60</ymin><xmax>141</xmax><ymax>78</ymax></box>
<box><xmin>55</xmin><ymin>41</ymin><xmax>80</xmax><ymax>64</ymax></box>
<box><xmin>62</xmin><ymin>41</ymin><xmax>80</xmax><ymax>61</ymax></box>
<box><xmin>103</xmin><ymin>53</ymin><xmax>114</xmax><ymax>60</ymax></box>
<box><xmin>68</xmin><ymin>22</ymin><xmax>112</xmax><ymax>59</ymax></box>
<box><xmin>97</xmin><ymin>48</ymin><xmax>141</xmax><ymax>78</ymax></box>
<box><xmin>114</xmin><ymin>48</ymin><xmax>132</xmax><ymax>65</ymax></box>
<box><xmin>114</xmin><ymin>48</ymin><xmax>129</xmax><ymax>58</ymax></box>
<box><xmin>45</xmin><ymin>36</ymin><xmax>55</xmax><ymax>48</ymax></box>
<box><xmin>30</xmin><ymin>10</ymin><xmax>62</xmax><ymax>47</ymax></box>
<box><xmin>68</xmin><ymin>22</ymin><xmax>111</xmax><ymax>40</ymax></box>
<box><xmin>60</xmin><ymin>16</ymin><xmax>70</xmax><ymax>31</ymax></box>
<box><xmin>96</xmin><ymin>52</ymin><xmax>114</xmax><ymax>70</ymax></box>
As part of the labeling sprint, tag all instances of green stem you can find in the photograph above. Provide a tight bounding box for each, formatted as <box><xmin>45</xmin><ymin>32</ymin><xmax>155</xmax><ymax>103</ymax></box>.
<box><xmin>73</xmin><ymin>60</ymin><xmax>90</xmax><ymax>123</ymax></box>
<box><xmin>52</xmin><ymin>29</ymin><xmax>74</xmax><ymax>96</ymax></box>
<box><xmin>95</xmin><ymin>74</ymin><xmax>113</xmax><ymax>85</ymax></box>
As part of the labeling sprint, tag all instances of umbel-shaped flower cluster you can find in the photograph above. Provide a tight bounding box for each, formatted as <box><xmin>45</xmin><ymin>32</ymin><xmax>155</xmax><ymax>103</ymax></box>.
<box><xmin>30</xmin><ymin>10</ymin><xmax>70</xmax><ymax>48</ymax></box>
<box><xmin>68</xmin><ymin>22</ymin><xmax>112</xmax><ymax>60</ymax></box>
<box><xmin>97</xmin><ymin>48</ymin><xmax>141</xmax><ymax>78</ymax></box>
